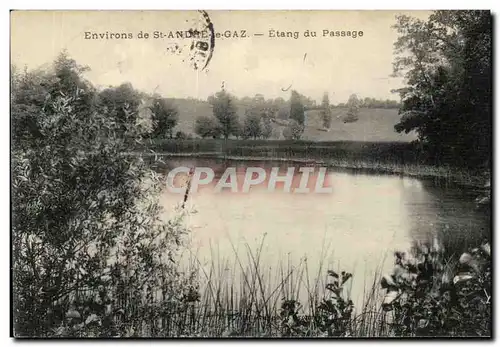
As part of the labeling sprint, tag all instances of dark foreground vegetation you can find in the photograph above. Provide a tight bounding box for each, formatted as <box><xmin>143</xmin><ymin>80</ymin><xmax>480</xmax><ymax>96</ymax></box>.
<box><xmin>11</xmin><ymin>10</ymin><xmax>491</xmax><ymax>338</ymax></box>
<box><xmin>16</xmin><ymin>230</ymin><xmax>493</xmax><ymax>338</ymax></box>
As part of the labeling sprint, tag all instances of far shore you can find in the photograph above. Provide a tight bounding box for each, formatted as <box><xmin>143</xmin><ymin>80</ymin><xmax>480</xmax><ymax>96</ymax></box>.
<box><xmin>127</xmin><ymin>151</ymin><xmax>490</xmax><ymax>190</ymax></box>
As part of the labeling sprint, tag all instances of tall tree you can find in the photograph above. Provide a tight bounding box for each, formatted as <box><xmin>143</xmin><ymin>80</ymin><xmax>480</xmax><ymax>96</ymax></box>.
<box><xmin>208</xmin><ymin>90</ymin><xmax>239</xmax><ymax>140</ymax></box>
<box><xmin>282</xmin><ymin>119</ymin><xmax>305</xmax><ymax>140</ymax></box>
<box><xmin>392</xmin><ymin>10</ymin><xmax>491</xmax><ymax>168</ymax></box>
<box><xmin>50</xmin><ymin>51</ymin><xmax>95</xmax><ymax>116</ymax></box>
<box><xmin>261</xmin><ymin>117</ymin><xmax>273</xmax><ymax>139</ymax></box>
<box><xmin>98</xmin><ymin>82</ymin><xmax>143</xmax><ymax>135</ymax></box>
<box><xmin>277</xmin><ymin>105</ymin><xmax>290</xmax><ymax>120</ymax></box>
<box><xmin>149</xmin><ymin>98</ymin><xmax>178</xmax><ymax>138</ymax></box>
<box><xmin>242</xmin><ymin>111</ymin><xmax>262</xmax><ymax>139</ymax></box>
<box><xmin>320</xmin><ymin>92</ymin><xmax>332</xmax><ymax>129</ymax></box>
<box><xmin>289</xmin><ymin>90</ymin><xmax>305</xmax><ymax>125</ymax></box>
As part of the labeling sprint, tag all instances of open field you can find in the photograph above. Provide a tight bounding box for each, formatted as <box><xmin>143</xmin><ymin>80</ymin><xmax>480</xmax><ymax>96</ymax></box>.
<box><xmin>300</xmin><ymin>108</ymin><xmax>417</xmax><ymax>142</ymax></box>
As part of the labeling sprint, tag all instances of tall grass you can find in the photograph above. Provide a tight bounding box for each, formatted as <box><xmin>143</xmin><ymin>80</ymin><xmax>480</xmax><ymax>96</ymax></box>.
<box><xmin>166</xmin><ymin>235</ymin><xmax>391</xmax><ymax>337</ymax></box>
<box><xmin>46</xmin><ymin>231</ymin><xmax>491</xmax><ymax>338</ymax></box>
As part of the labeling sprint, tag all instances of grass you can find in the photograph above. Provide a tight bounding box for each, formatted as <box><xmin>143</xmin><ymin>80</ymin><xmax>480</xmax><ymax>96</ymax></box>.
<box><xmin>82</xmin><ymin>234</ymin><xmax>391</xmax><ymax>337</ymax></box>
<box><xmin>174</xmin><ymin>238</ymin><xmax>389</xmax><ymax>337</ymax></box>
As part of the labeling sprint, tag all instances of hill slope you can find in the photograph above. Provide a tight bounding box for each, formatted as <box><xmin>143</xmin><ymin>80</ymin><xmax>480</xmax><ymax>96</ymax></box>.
<box><xmin>300</xmin><ymin>108</ymin><xmax>417</xmax><ymax>142</ymax></box>
<box><xmin>166</xmin><ymin>99</ymin><xmax>417</xmax><ymax>142</ymax></box>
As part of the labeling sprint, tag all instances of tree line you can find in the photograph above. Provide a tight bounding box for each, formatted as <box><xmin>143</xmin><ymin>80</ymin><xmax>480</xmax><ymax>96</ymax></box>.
<box><xmin>334</xmin><ymin>97</ymin><xmax>400</xmax><ymax>109</ymax></box>
<box><xmin>194</xmin><ymin>89</ymin><xmax>307</xmax><ymax>140</ymax></box>
<box><xmin>12</xmin><ymin>58</ymin><xmax>182</xmax><ymax>145</ymax></box>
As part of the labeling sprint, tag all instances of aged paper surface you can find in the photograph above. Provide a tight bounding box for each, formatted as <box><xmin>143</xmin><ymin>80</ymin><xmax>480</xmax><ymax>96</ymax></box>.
<box><xmin>11</xmin><ymin>10</ymin><xmax>491</xmax><ymax>338</ymax></box>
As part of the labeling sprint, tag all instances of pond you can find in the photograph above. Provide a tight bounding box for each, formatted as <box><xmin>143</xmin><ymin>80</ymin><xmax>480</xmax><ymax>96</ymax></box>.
<box><xmin>158</xmin><ymin>157</ymin><xmax>490</xmax><ymax>307</ymax></box>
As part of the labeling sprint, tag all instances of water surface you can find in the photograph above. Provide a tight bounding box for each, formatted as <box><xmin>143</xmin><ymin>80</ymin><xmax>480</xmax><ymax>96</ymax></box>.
<box><xmin>159</xmin><ymin>158</ymin><xmax>490</xmax><ymax>306</ymax></box>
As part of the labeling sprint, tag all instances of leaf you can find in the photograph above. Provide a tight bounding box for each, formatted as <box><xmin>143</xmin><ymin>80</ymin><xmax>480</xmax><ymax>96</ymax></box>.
<box><xmin>381</xmin><ymin>274</ymin><xmax>398</xmax><ymax>289</ymax></box>
<box><xmin>341</xmin><ymin>272</ymin><xmax>352</xmax><ymax>284</ymax></box>
<box><xmin>327</xmin><ymin>270</ymin><xmax>339</xmax><ymax>279</ymax></box>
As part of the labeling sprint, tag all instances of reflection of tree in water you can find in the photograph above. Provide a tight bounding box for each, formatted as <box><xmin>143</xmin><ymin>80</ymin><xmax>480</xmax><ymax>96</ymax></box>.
<box><xmin>400</xmin><ymin>177</ymin><xmax>490</xmax><ymax>256</ymax></box>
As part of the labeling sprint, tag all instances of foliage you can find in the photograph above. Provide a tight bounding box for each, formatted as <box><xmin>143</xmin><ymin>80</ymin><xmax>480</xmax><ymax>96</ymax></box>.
<box><xmin>392</xmin><ymin>10</ymin><xmax>491</xmax><ymax>168</ymax></box>
<box><xmin>344</xmin><ymin>94</ymin><xmax>360</xmax><ymax>123</ymax></box>
<box><xmin>175</xmin><ymin>131</ymin><xmax>188</xmax><ymax>140</ymax></box>
<box><xmin>261</xmin><ymin>116</ymin><xmax>273</xmax><ymax>139</ymax></box>
<box><xmin>98</xmin><ymin>82</ymin><xmax>143</xmax><ymax>136</ymax></box>
<box><xmin>277</xmin><ymin>105</ymin><xmax>290</xmax><ymax>120</ymax></box>
<box><xmin>296</xmin><ymin>92</ymin><xmax>317</xmax><ymax>109</ymax></box>
<box><xmin>320</xmin><ymin>93</ymin><xmax>332</xmax><ymax>129</ymax></box>
<box><xmin>282</xmin><ymin>119</ymin><xmax>305</xmax><ymax>140</ymax></box>
<box><xmin>11</xmin><ymin>49</ymin><xmax>491</xmax><ymax>338</ymax></box>
<box><xmin>149</xmin><ymin>98</ymin><xmax>179</xmax><ymax>139</ymax></box>
<box><xmin>315</xmin><ymin>271</ymin><xmax>354</xmax><ymax>336</ymax></box>
<box><xmin>11</xmin><ymin>54</ymin><xmax>189</xmax><ymax>337</ymax></box>
<box><xmin>208</xmin><ymin>90</ymin><xmax>240</xmax><ymax>140</ymax></box>
<box><xmin>381</xmin><ymin>240</ymin><xmax>491</xmax><ymax>337</ymax></box>
<box><xmin>50</xmin><ymin>51</ymin><xmax>95</xmax><ymax>116</ymax></box>
<box><xmin>194</xmin><ymin>115</ymin><xmax>221</xmax><ymax>139</ymax></box>
<box><xmin>279</xmin><ymin>270</ymin><xmax>353</xmax><ymax>337</ymax></box>
<box><xmin>289</xmin><ymin>90</ymin><xmax>305</xmax><ymax>125</ymax></box>
<box><xmin>12</xmin><ymin>53</ymin><xmax>95</xmax><ymax>148</ymax></box>
<box><xmin>360</xmin><ymin>97</ymin><xmax>400</xmax><ymax>109</ymax></box>
<box><xmin>242</xmin><ymin>111</ymin><xmax>262</xmax><ymax>139</ymax></box>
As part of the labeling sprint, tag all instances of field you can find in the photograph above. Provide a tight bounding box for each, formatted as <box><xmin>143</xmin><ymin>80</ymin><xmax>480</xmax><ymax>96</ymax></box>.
<box><xmin>299</xmin><ymin>108</ymin><xmax>417</xmax><ymax>142</ymax></box>
<box><xmin>166</xmin><ymin>98</ymin><xmax>417</xmax><ymax>143</ymax></box>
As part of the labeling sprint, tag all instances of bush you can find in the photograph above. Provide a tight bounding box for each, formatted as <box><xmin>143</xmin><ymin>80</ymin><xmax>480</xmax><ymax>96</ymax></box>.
<box><xmin>381</xmin><ymin>240</ymin><xmax>491</xmax><ymax>337</ymax></box>
<box><xmin>279</xmin><ymin>270</ymin><xmax>354</xmax><ymax>337</ymax></box>
<box><xmin>194</xmin><ymin>115</ymin><xmax>220</xmax><ymax>139</ymax></box>
<box><xmin>176</xmin><ymin>130</ymin><xmax>188</xmax><ymax>140</ymax></box>
<box><xmin>282</xmin><ymin>119</ymin><xmax>305</xmax><ymax>140</ymax></box>
<box><xmin>12</xmin><ymin>55</ymin><xmax>190</xmax><ymax>337</ymax></box>
<box><xmin>149</xmin><ymin>98</ymin><xmax>179</xmax><ymax>139</ymax></box>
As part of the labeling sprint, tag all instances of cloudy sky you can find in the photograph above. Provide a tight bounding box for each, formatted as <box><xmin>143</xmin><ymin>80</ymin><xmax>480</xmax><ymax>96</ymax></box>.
<box><xmin>11</xmin><ymin>10</ymin><xmax>432</xmax><ymax>103</ymax></box>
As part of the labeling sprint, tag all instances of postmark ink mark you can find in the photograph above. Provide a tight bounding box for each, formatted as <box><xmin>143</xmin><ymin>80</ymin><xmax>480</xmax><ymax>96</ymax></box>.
<box><xmin>165</xmin><ymin>10</ymin><xmax>215</xmax><ymax>71</ymax></box>
<box><xmin>197</xmin><ymin>10</ymin><xmax>215</xmax><ymax>71</ymax></box>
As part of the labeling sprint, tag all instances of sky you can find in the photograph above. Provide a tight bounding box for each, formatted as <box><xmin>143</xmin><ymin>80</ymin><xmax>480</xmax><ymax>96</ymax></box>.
<box><xmin>11</xmin><ymin>10</ymin><xmax>432</xmax><ymax>104</ymax></box>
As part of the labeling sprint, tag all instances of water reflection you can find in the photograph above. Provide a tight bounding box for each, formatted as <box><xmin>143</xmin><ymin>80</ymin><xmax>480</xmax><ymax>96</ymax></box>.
<box><xmin>158</xmin><ymin>158</ymin><xmax>490</xmax><ymax>306</ymax></box>
<box><xmin>400</xmin><ymin>177</ymin><xmax>490</xmax><ymax>253</ymax></box>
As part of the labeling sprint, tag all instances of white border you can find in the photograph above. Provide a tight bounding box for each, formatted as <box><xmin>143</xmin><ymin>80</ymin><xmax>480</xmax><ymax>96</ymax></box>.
<box><xmin>3</xmin><ymin>0</ymin><xmax>500</xmax><ymax>10</ymax></box>
<box><xmin>2</xmin><ymin>1</ymin><xmax>498</xmax><ymax>346</ymax></box>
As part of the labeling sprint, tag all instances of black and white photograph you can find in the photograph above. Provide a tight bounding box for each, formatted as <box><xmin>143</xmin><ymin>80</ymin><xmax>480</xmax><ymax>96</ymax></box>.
<box><xmin>10</xmin><ymin>10</ymin><xmax>492</xmax><ymax>338</ymax></box>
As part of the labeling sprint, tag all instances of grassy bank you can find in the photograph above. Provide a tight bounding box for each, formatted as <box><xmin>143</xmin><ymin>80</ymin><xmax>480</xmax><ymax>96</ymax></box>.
<box><xmin>51</xmin><ymin>236</ymin><xmax>491</xmax><ymax>338</ymax></box>
<box><xmin>136</xmin><ymin>138</ymin><xmax>489</xmax><ymax>188</ymax></box>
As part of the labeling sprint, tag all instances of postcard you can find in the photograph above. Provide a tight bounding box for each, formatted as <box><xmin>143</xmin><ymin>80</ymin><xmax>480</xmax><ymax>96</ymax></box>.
<box><xmin>10</xmin><ymin>10</ymin><xmax>492</xmax><ymax>338</ymax></box>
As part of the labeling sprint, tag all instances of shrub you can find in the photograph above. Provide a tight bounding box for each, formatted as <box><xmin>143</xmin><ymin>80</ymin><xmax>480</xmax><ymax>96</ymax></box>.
<box><xmin>381</xmin><ymin>240</ymin><xmax>491</xmax><ymax>337</ymax></box>
<box><xmin>282</xmin><ymin>119</ymin><xmax>305</xmax><ymax>140</ymax></box>
<box><xmin>176</xmin><ymin>130</ymin><xmax>188</xmax><ymax>140</ymax></box>
<box><xmin>12</xmin><ymin>57</ymin><xmax>190</xmax><ymax>337</ymax></box>
<box><xmin>278</xmin><ymin>270</ymin><xmax>354</xmax><ymax>337</ymax></box>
